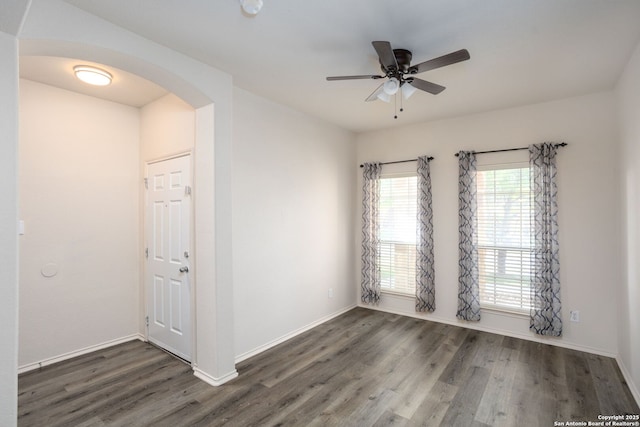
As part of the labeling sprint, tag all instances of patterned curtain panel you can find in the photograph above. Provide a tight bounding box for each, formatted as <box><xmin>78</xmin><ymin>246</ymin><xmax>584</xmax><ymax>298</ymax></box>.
<box><xmin>529</xmin><ymin>143</ymin><xmax>562</xmax><ymax>336</ymax></box>
<box><xmin>457</xmin><ymin>151</ymin><xmax>481</xmax><ymax>321</ymax></box>
<box><xmin>416</xmin><ymin>156</ymin><xmax>435</xmax><ymax>312</ymax></box>
<box><xmin>361</xmin><ymin>162</ymin><xmax>382</xmax><ymax>305</ymax></box>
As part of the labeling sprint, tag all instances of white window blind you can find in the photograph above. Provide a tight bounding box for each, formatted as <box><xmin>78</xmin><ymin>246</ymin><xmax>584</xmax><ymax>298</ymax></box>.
<box><xmin>477</xmin><ymin>165</ymin><xmax>533</xmax><ymax>312</ymax></box>
<box><xmin>379</xmin><ymin>175</ymin><xmax>417</xmax><ymax>295</ymax></box>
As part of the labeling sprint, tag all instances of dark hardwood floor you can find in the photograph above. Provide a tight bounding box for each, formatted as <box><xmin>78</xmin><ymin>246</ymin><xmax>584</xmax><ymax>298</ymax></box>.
<box><xmin>18</xmin><ymin>308</ymin><xmax>639</xmax><ymax>426</ymax></box>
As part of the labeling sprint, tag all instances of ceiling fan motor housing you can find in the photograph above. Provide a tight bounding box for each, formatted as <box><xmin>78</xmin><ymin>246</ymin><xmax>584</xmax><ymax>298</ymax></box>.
<box><xmin>381</xmin><ymin>49</ymin><xmax>417</xmax><ymax>82</ymax></box>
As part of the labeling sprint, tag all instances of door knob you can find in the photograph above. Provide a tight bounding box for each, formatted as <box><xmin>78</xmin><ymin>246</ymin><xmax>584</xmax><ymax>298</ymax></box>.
<box><xmin>179</xmin><ymin>266</ymin><xmax>189</xmax><ymax>273</ymax></box>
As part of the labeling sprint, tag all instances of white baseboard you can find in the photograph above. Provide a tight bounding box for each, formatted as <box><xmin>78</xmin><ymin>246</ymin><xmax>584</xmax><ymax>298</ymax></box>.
<box><xmin>359</xmin><ymin>304</ymin><xmax>618</xmax><ymax>359</ymax></box>
<box><xmin>235</xmin><ymin>304</ymin><xmax>357</xmax><ymax>364</ymax></box>
<box><xmin>193</xmin><ymin>367</ymin><xmax>238</xmax><ymax>387</ymax></box>
<box><xmin>616</xmin><ymin>356</ymin><xmax>640</xmax><ymax>407</ymax></box>
<box><xmin>18</xmin><ymin>333</ymin><xmax>145</xmax><ymax>374</ymax></box>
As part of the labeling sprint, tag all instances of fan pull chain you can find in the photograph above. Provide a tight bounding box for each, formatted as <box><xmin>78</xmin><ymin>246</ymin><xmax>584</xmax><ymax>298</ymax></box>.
<box><xmin>393</xmin><ymin>91</ymin><xmax>405</xmax><ymax>119</ymax></box>
<box><xmin>394</xmin><ymin>92</ymin><xmax>398</xmax><ymax>119</ymax></box>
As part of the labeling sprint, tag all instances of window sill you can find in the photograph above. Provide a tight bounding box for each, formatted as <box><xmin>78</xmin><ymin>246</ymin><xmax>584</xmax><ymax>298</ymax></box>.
<box><xmin>480</xmin><ymin>305</ymin><xmax>529</xmax><ymax>318</ymax></box>
<box><xmin>381</xmin><ymin>289</ymin><xmax>414</xmax><ymax>299</ymax></box>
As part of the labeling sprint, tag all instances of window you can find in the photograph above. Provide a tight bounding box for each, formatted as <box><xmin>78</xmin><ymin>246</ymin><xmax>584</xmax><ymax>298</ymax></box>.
<box><xmin>379</xmin><ymin>174</ymin><xmax>417</xmax><ymax>295</ymax></box>
<box><xmin>477</xmin><ymin>164</ymin><xmax>532</xmax><ymax>312</ymax></box>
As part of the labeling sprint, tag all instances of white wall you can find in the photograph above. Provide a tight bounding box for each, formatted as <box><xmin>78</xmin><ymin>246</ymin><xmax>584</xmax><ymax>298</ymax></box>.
<box><xmin>232</xmin><ymin>88</ymin><xmax>357</xmax><ymax>358</ymax></box>
<box><xmin>356</xmin><ymin>91</ymin><xmax>620</xmax><ymax>356</ymax></box>
<box><xmin>0</xmin><ymin>30</ymin><xmax>19</xmax><ymax>427</ymax></box>
<box><xmin>616</xmin><ymin>39</ymin><xmax>640</xmax><ymax>402</ymax></box>
<box><xmin>141</xmin><ymin>93</ymin><xmax>195</xmax><ymax>160</ymax></box>
<box><xmin>18</xmin><ymin>79</ymin><xmax>140</xmax><ymax>367</ymax></box>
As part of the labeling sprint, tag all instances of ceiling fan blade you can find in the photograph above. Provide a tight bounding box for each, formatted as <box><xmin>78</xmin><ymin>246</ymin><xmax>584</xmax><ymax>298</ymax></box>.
<box><xmin>411</xmin><ymin>49</ymin><xmax>470</xmax><ymax>74</ymax></box>
<box><xmin>372</xmin><ymin>41</ymin><xmax>398</xmax><ymax>71</ymax></box>
<box><xmin>365</xmin><ymin>83</ymin><xmax>385</xmax><ymax>102</ymax></box>
<box><xmin>326</xmin><ymin>75</ymin><xmax>384</xmax><ymax>81</ymax></box>
<box><xmin>409</xmin><ymin>78</ymin><xmax>446</xmax><ymax>95</ymax></box>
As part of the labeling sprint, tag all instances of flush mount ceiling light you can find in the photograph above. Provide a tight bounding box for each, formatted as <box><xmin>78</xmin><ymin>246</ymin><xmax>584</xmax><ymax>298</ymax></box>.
<box><xmin>240</xmin><ymin>0</ymin><xmax>263</xmax><ymax>15</ymax></box>
<box><xmin>73</xmin><ymin>65</ymin><xmax>112</xmax><ymax>86</ymax></box>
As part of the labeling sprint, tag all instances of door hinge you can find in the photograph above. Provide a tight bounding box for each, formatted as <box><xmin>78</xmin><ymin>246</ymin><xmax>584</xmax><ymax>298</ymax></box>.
<box><xmin>145</xmin><ymin>316</ymin><xmax>149</xmax><ymax>327</ymax></box>
<box><xmin>144</xmin><ymin>178</ymin><xmax>148</xmax><ymax>189</ymax></box>
<box><xmin>185</xmin><ymin>185</ymin><xmax>192</xmax><ymax>196</ymax></box>
<box><xmin>145</xmin><ymin>248</ymin><xmax>149</xmax><ymax>258</ymax></box>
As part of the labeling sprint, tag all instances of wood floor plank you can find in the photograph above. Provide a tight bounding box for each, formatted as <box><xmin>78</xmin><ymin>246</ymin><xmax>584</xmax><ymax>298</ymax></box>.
<box><xmin>372</xmin><ymin>409</ymin><xmax>409</xmax><ymax>427</ymax></box>
<box><xmin>271</xmin><ymin>361</ymin><xmax>373</xmax><ymax>426</ymax></box>
<box><xmin>20</xmin><ymin>343</ymin><xmax>161</xmax><ymax>390</ymax></box>
<box><xmin>563</xmin><ymin>349</ymin><xmax>600</xmax><ymax>420</ymax></box>
<box><xmin>18</xmin><ymin>340</ymin><xmax>142</xmax><ymax>390</ymax></box>
<box><xmin>305</xmin><ymin>359</ymin><xmax>398</xmax><ymax>426</ymax></box>
<box><xmin>386</xmin><ymin>337</ymin><xmax>458</xmax><ymax>419</ymax></box>
<box><xmin>19</xmin><ymin>345</ymin><xmax>173</xmax><ymax>421</ymax></box>
<box><xmin>240</xmin><ymin>308</ymin><xmax>385</xmax><ymax>387</ymax></box>
<box><xmin>407</xmin><ymin>380</ymin><xmax>458</xmax><ymax>427</ymax></box>
<box><xmin>259</xmin><ymin>313</ymin><xmax>386</xmax><ymax>389</ymax></box>
<box><xmin>187</xmin><ymin>383</ymin><xmax>268</xmax><ymax>427</ymax></box>
<box><xmin>470</xmin><ymin>331</ymin><xmax>505</xmax><ymax>371</ymax></box>
<box><xmin>507</xmin><ymin>360</ymin><xmax>546</xmax><ymax>426</ymax></box>
<box><xmin>588</xmin><ymin>352</ymin><xmax>640</xmax><ymax>415</ymax></box>
<box><xmin>19</xmin><ymin>345</ymin><xmax>145</xmax><ymax>405</ymax></box>
<box><xmin>132</xmin><ymin>380</ymin><xmax>212</xmax><ymax>426</ymax></box>
<box><xmin>439</xmin><ymin>365</ymin><xmax>491</xmax><ymax>426</ymax></box>
<box><xmin>98</xmin><ymin>367</ymin><xmax>198</xmax><ymax>426</ymax></box>
<box><xmin>41</xmin><ymin>359</ymin><xmax>191</xmax><ymax>427</ymax></box>
<box><xmin>474</xmin><ymin>347</ymin><xmax>518</xmax><ymax>426</ymax></box>
<box><xmin>437</xmin><ymin>329</ymin><xmax>480</xmax><ymax>386</ymax></box>
<box><xmin>18</xmin><ymin>308</ymin><xmax>640</xmax><ymax>426</ymax></box>
<box><xmin>347</xmin><ymin>388</ymin><xmax>399</xmax><ymax>427</ymax></box>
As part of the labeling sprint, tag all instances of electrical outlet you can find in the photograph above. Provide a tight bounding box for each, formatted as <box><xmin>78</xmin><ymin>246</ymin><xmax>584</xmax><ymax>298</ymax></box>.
<box><xmin>328</xmin><ymin>288</ymin><xmax>333</xmax><ymax>299</ymax></box>
<box><xmin>570</xmin><ymin>310</ymin><xmax>580</xmax><ymax>322</ymax></box>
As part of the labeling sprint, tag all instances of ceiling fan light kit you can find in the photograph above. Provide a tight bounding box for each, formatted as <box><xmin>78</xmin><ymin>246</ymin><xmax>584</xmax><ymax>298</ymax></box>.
<box><xmin>326</xmin><ymin>41</ymin><xmax>470</xmax><ymax>118</ymax></box>
<box><xmin>401</xmin><ymin>82</ymin><xmax>417</xmax><ymax>100</ymax></box>
<box><xmin>376</xmin><ymin>91</ymin><xmax>391</xmax><ymax>103</ymax></box>
<box><xmin>240</xmin><ymin>0</ymin><xmax>263</xmax><ymax>15</ymax></box>
<box><xmin>383</xmin><ymin>77</ymin><xmax>400</xmax><ymax>95</ymax></box>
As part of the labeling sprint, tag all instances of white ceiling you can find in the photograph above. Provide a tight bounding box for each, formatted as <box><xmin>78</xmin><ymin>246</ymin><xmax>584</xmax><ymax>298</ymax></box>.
<box><xmin>17</xmin><ymin>0</ymin><xmax>640</xmax><ymax>133</ymax></box>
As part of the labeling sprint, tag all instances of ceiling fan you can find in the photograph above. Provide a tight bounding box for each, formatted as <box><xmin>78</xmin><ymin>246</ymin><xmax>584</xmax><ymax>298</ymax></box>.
<box><xmin>326</xmin><ymin>41</ymin><xmax>470</xmax><ymax>103</ymax></box>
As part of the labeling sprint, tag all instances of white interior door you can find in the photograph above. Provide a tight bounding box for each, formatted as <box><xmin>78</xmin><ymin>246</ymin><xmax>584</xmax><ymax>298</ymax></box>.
<box><xmin>145</xmin><ymin>154</ymin><xmax>192</xmax><ymax>361</ymax></box>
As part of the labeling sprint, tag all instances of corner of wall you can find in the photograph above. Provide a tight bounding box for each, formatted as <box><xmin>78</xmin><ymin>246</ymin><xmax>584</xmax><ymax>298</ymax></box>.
<box><xmin>0</xmin><ymin>31</ymin><xmax>19</xmax><ymax>427</ymax></box>
<box><xmin>614</xmin><ymin>36</ymin><xmax>640</xmax><ymax>407</ymax></box>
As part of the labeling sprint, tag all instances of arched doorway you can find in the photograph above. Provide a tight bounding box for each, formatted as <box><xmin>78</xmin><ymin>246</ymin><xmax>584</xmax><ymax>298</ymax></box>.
<box><xmin>17</xmin><ymin>34</ymin><xmax>236</xmax><ymax>386</ymax></box>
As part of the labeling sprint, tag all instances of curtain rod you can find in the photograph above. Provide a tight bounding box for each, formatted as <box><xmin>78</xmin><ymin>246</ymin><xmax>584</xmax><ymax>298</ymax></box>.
<box><xmin>359</xmin><ymin>156</ymin><xmax>433</xmax><ymax>168</ymax></box>
<box><xmin>454</xmin><ymin>142</ymin><xmax>567</xmax><ymax>157</ymax></box>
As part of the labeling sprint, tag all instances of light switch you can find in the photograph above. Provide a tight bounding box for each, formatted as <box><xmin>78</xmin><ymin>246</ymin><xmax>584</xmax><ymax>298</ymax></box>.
<box><xmin>18</xmin><ymin>220</ymin><xmax>25</xmax><ymax>235</ymax></box>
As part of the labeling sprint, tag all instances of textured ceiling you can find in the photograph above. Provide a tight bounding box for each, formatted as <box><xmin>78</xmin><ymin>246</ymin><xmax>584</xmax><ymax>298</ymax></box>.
<box><xmin>17</xmin><ymin>0</ymin><xmax>640</xmax><ymax>132</ymax></box>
